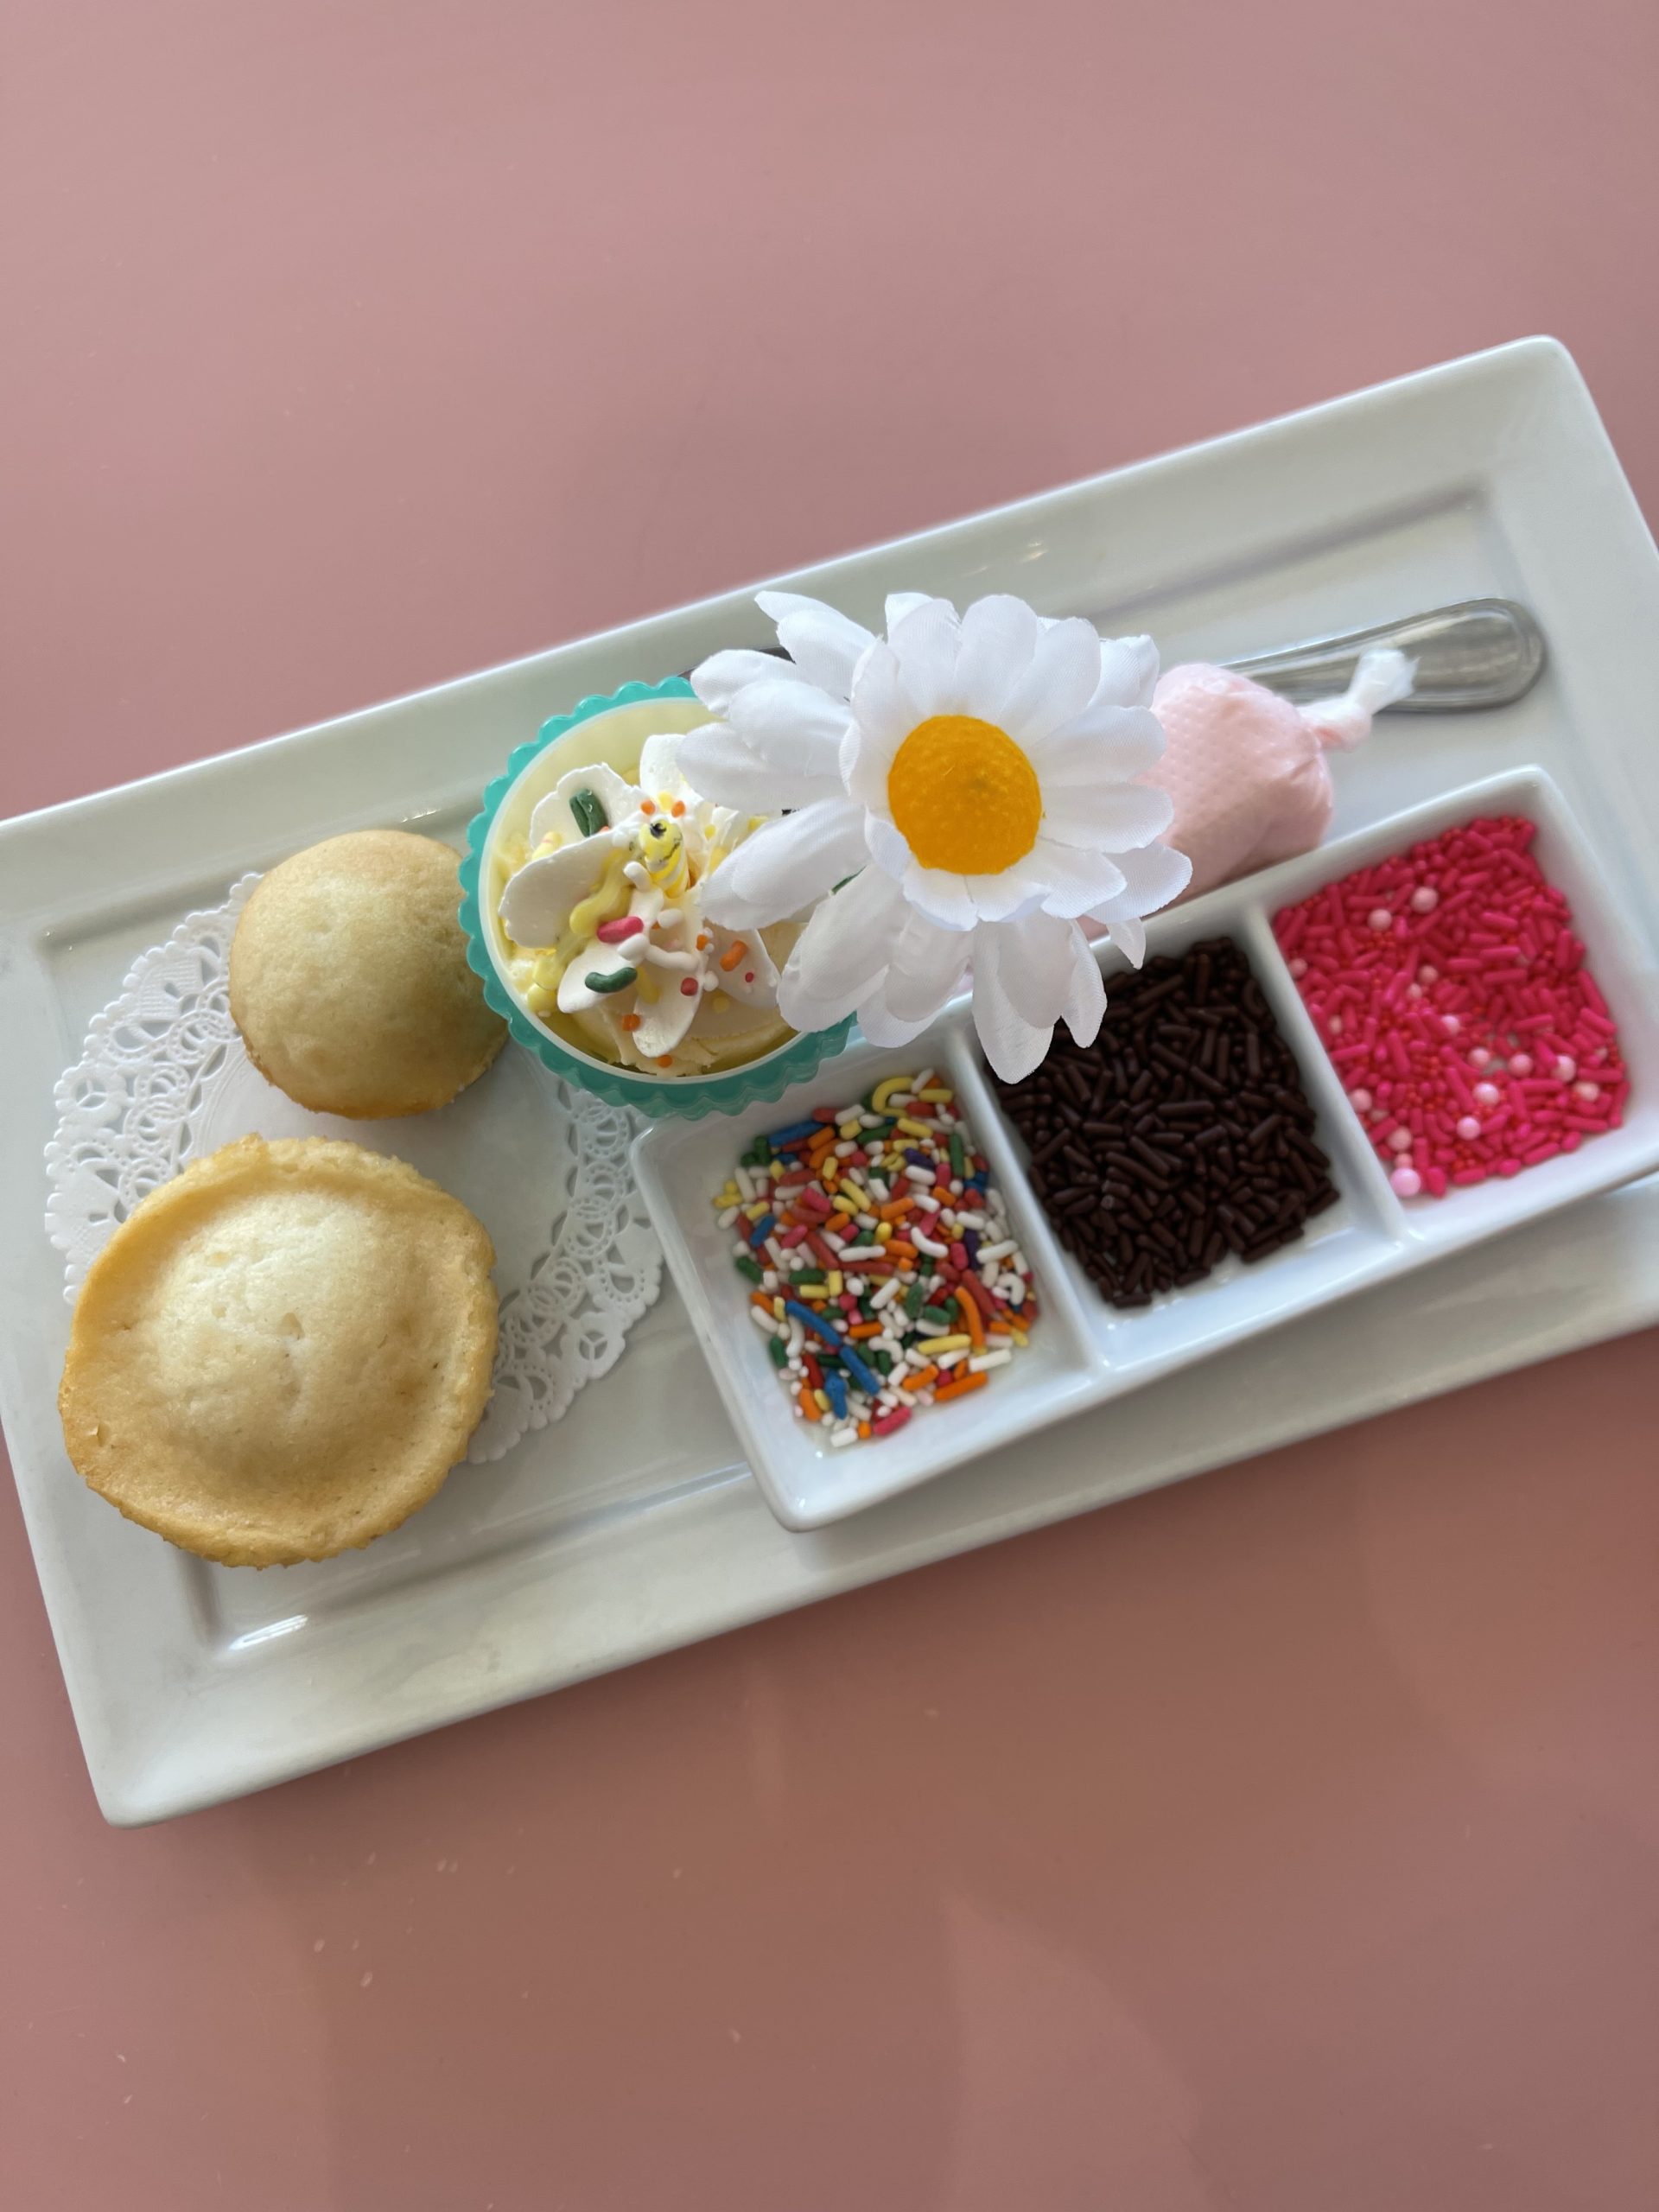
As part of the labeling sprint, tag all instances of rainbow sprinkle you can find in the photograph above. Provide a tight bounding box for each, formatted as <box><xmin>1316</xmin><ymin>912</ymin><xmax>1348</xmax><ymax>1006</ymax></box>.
<box><xmin>714</xmin><ymin>1071</ymin><xmax>1039</xmax><ymax>1447</ymax></box>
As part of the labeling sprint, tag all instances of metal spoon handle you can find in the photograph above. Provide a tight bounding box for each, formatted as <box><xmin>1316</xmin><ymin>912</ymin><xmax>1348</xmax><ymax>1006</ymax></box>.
<box><xmin>1223</xmin><ymin>598</ymin><xmax>1546</xmax><ymax>712</ymax></box>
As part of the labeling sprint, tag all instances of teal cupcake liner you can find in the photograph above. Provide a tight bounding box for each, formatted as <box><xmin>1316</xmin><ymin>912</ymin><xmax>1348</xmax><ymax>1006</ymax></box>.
<box><xmin>459</xmin><ymin>677</ymin><xmax>854</xmax><ymax>1120</ymax></box>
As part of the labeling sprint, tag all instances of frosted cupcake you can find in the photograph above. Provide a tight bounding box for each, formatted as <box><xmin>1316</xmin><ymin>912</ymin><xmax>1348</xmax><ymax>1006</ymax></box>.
<box><xmin>493</xmin><ymin>726</ymin><xmax>798</xmax><ymax>1077</ymax></box>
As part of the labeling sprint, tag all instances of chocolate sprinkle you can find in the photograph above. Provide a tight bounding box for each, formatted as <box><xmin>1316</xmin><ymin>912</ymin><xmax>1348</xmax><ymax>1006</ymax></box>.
<box><xmin>991</xmin><ymin>937</ymin><xmax>1340</xmax><ymax>1309</ymax></box>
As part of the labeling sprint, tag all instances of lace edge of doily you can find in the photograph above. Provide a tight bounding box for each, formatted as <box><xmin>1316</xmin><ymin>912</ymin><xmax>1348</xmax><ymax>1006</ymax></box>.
<box><xmin>43</xmin><ymin>873</ymin><xmax>263</xmax><ymax>1295</ymax></box>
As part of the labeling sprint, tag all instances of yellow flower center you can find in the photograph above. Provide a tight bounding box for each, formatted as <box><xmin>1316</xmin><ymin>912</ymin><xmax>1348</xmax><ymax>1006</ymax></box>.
<box><xmin>886</xmin><ymin>715</ymin><xmax>1042</xmax><ymax>875</ymax></box>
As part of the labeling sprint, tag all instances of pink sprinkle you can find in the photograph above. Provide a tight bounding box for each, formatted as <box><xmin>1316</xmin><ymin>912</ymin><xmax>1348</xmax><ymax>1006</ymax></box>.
<box><xmin>1390</xmin><ymin>1166</ymin><xmax>1422</xmax><ymax>1197</ymax></box>
<box><xmin>1272</xmin><ymin>812</ymin><xmax>1630</xmax><ymax>1203</ymax></box>
<box><xmin>1288</xmin><ymin>957</ymin><xmax>1307</xmax><ymax>978</ymax></box>
<box><xmin>594</xmin><ymin>916</ymin><xmax>641</xmax><ymax>944</ymax></box>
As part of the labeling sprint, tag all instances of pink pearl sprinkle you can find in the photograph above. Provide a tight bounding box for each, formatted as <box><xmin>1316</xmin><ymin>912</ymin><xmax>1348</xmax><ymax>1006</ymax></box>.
<box><xmin>1510</xmin><ymin>1052</ymin><xmax>1533</xmax><ymax>1076</ymax></box>
<box><xmin>1456</xmin><ymin>1116</ymin><xmax>1482</xmax><ymax>1141</ymax></box>
<box><xmin>1474</xmin><ymin>1082</ymin><xmax>1501</xmax><ymax>1107</ymax></box>
<box><xmin>1368</xmin><ymin>907</ymin><xmax>1392</xmax><ymax>931</ymax></box>
<box><xmin>1418</xmin><ymin>964</ymin><xmax>1439</xmax><ymax>985</ymax></box>
<box><xmin>1328</xmin><ymin>1014</ymin><xmax>1344</xmax><ymax>1035</ymax></box>
<box><xmin>1350</xmin><ymin>1088</ymin><xmax>1373</xmax><ymax>1112</ymax></box>
<box><xmin>1390</xmin><ymin>1166</ymin><xmax>1423</xmax><ymax>1197</ymax></box>
<box><xmin>1410</xmin><ymin>887</ymin><xmax>1439</xmax><ymax>913</ymax></box>
<box><xmin>1574</xmin><ymin>1080</ymin><xmax>1600</xmax><ymax>1102</ymax></box>
<box><xmin>1389</xmin><ymin>1127</ymin><xmax>1414</xmax><ymax>1153</ymax></box>
<box><xmin>1441</xmin><ymin>1014</ymin><xmax>1461</xmax><ymax>1034</ymax></box>
<box><xmin>1469</xmin><ymin>1047</ymin><xmax>1492</xmax><ymax>1070</ymax></box>
<box><xmin>1288</xmin><ymin>957</ymin><xmax>1307</xmax><ymax>978</ymax></box>
<box><xmin>1555</xmin><ymin>1054</ymin><xmax>1576</xmax><ymax>1080</ymax></box>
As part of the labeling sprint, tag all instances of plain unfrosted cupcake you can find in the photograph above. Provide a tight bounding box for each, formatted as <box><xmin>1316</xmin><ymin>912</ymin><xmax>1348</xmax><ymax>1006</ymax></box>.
<box><xmin>231</xmin><ymin>830</ymin><xmax>506</xmax><ymax>1119</ymax></box>
<box><xmin>58</xmin><ymin>1135</ymin><xmax>498</xmax><ymax>1567</ymax></box>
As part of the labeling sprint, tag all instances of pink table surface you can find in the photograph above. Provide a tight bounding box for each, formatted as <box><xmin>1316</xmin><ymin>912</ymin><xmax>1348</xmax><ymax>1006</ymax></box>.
<box><xmin>3</xmin><ymin>3</ymin><xmax>1658</xmax><ymax>2207</ymax></box>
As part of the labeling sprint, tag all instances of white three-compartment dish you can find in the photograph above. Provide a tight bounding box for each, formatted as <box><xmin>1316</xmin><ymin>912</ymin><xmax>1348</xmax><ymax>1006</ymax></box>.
<box><xmin>3</xmin><ymin>338</ymin><xmax>1659</xmax><ymax>1822</ymax></box>
<box><xmin>635</xmin><ymin>765</ymin><xmax>1659</xmax><ymax>1529</ymax></box>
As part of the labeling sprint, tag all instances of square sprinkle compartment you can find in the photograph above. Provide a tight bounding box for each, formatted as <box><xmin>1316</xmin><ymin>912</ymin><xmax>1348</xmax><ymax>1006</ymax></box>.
<box><xmin>635</xmin><ymin>765</ymin><xmax>1659</xmax><ymax>1529</ymax></box>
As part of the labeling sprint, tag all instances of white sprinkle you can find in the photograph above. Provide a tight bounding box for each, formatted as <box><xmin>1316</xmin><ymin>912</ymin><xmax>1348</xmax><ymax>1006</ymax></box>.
<box><xmin>870</xmin><ymin>1279</ymin><xmax>903</xmax><ymax>1310</ymax></box>
<box><xmin>904</xmin><ymin>1165</ymin><xmax>936</xmax><ymax>1185</ymax></box>
<box><xmin>830</xmin><ymin>1426</ymin><xmax>858</xmax><ymax>1449</ymax></box>
<box><xmin>760</xmin><ymin>1268</ymin><xmax>779</xmax><ymax>1291</ymax></box>
<box><xmin>716</xmin><ymin>1205</ymin><xmax>739</xmax><ymax>1230</ymax></box>
<box><xmin>764</xmin><ymin>1238</ymin><xmax>785</xmax><ymax>1269</ymax></box>
<box><xmin>734</xmin><ymin>1166</ymin><xmax>756</xmax><ymax>1200</ymax></box>
<box><xmin>935</xmin><ymin>1348</ymin><xmax>969</xmax><ymax>1370</ymax></box>
<box><xmin>911</xmin><ymin>1230</ymin><xmax>949</xmax><ymax>1257</ymax></box>
<box><xmin>833</xmin><ymin>1140</ymin><xmax>858</xmax><ymax>1158</ymax></box>
<box><xmin>860</xmin><ymin>1111</ymin><xmax>885</xmax><ymax>1128</ymax></box>
<box><xmin>912</xmin><ymin>1190</ymin><xmax>942</xmax><ymax>1212</ymax></box>
<box><xmin>976</xmin><ymin>1239</ymin><xmax>1017</xmax><ymax>1262</ymax></box>
<box><xmin>912</xmin><ymin>1068</ymin><xmax>935</xmax><ymax>1092</ymax></box>
<box><xmin>968</xmin><ymin>1348</ymin><xmax>1012</xmax><ymax>1372</ymax></box>
<box><xmin>747</xmin><ymin>1306</ymin><xmax>779</xmax><ymax>1335</ymax></box>
<box><xmin>855</xmin><ymin>1211</ymin><xmax>880</xmax><ymax>1230</ymax></box>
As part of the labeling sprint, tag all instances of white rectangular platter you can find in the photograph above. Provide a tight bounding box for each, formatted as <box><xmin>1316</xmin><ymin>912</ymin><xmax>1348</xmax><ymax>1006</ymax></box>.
<box><xmin>4</xmin><ymin>336</ymin><xmax>1659</xmax><ymax>1824</ymax></box>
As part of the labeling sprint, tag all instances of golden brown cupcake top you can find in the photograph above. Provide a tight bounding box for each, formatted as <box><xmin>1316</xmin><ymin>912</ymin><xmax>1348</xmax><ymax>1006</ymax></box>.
<box><xmin>58</xmin><ymin>1136</ymin><xmax>498</xmax><ymax>1567</ymax></box>
<box><xmin>230</xmin><ymin>830</ymin><xmax>505</xmax><ymax>1119</ymax></box>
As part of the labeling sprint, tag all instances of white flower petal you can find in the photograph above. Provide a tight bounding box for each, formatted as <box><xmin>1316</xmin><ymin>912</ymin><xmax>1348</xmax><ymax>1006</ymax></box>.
<box><xmin>1034</xmin><ymin>704</ymin><xmax>1166</xmax><ymax>784</ymax></box>
<box><xmin>990</xmin><ymin>909</ymin><xmax>1077</xmax><ymax>1030</ymax></box>
<box><xmin>1094</xmin><ymin>633</ymin><xmax>1160</xmax><ymax>711</ymax></box>
<box><xmin>690</xmin><ymin>647</ymin><xmax>814</xmax><ymax>715</ymax></box>
<box><xmin>674</xmin><ymin>722</ymin><xmax>822</xmax><ymax>812</ymax></box>
<box><xmin>700</xmin><ymin>798</ymin><xmax>868</xmax><ymax>930</ymax></box>
<box><xmin>902</xmin><ymin>856</ymin><xmax>977</xmax><ymax>931</ymax></box>
<box><xmin>863</xmin><ymin>811</ymin><xmax>914</xmax><ymax>881</ymax></box>
<box><xmin>1062</xmin><ymin>938</ymin><xmax>1107</xmax><ymax>1046</ymax></box>
<box><xmin>784</xmin><ymin>865</ymin><xmax>906</xmax><ymax>1005</ymax></box>
<box><xmin>499</xmin><ymin>836</ymin><xmax>612</xmax><ymax>949</ymax></box>
<box><xmin>755</xmin><ymin>591</ymin><xmax>874</xmax><ymax>699</ymax></box>
<box><xmin>846</xmin><ymin>644</ymin><xmax>914</xmax><ymax>806</ymax></box>
<box><xmin>887</xmin><ymin>597</ymin><xmax>962</xmax><ymax>719</ymax></box>
<box><xmin>1026</xmin><ymin>836</ymin><xmax>1128</xmax><ymax>918</ymax></box>
<box><xmin>970</xmin><ymin>929</ymin><xmax>1054</xmax><ymax>1084</ymax></box>
<box><xmin>954</xmin><ymin>594</ymin><xmax>1039</xmax><ymax>723</ymax></box>
<box><xmin>529</xmin><ymin>761</ymin><xmax>639</xmax><ymax>849</ymax></box>
<box><xmin>1041</xmin><ymin>780</ymin><xmax>1175</xmax><ymax>853</ymax></box>
<box><xmin>998</xmin><ymin>617</ymin><xmax>1104</xmax><ymax>746</ymax></box>
<box><xmin>855</xmin><ymin>997</ymin><xmax>941</xmax><ymax>1050</ymax></box>
<box><xmin>1086</xmin><ymin>839</ymin><xmax>1192</xmax><ymax>921</ymax></box>
<box><xmin>884</xmin><ymin>590</ymin><xmax>936</xmax><ymax>632</ymax></box>
<box><xmin>1103</xmin><ymin>912</ymin><xmax>1147</xmax><ymax>966</ymax></box>
<box><xmin>881</xmin><ymin>911</ymin><xmax>970</xmax><ymax>1024</ymax></box>
<box><xmin>960</xmin><ymin>866</ymin><xmax>1048</xmax><ymax>925</ymax></box>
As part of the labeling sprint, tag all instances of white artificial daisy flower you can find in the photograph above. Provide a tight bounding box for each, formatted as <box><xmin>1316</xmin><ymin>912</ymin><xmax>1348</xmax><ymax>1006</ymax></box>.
<box><xmin>677</xmin><ymin>590</ymin><xmax>1192</xmax><ymax>1081</ymax></box>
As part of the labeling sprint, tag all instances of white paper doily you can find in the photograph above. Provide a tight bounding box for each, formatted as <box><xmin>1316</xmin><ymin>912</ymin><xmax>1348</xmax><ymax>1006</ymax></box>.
<box><xmin>44</xmin><ymin>875</ymin><xmax>663</xmax><ymax>1463</ymax></box>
